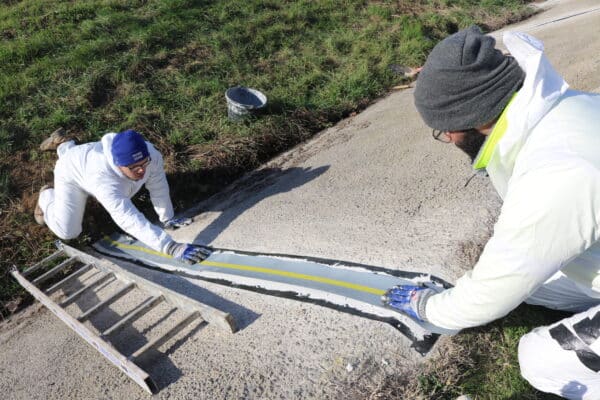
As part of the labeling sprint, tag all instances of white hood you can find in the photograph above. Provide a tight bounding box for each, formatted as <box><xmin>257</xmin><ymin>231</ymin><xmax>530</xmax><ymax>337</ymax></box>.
<box><xmin>485</xmin><ymin>31</ymin><xmax>569</xmax><ymax>198</ymax></box>
<box><xmin>101</xmin><ymin>132</ymin><xmax>127</xmax><ymax>178</ymax></box>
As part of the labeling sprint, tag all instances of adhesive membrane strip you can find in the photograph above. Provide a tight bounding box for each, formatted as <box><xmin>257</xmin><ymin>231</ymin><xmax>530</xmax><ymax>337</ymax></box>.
<box><xmin>93</xmin><ymin>233</ymin><xmax>453</xmax><ymax>355</ymax></box>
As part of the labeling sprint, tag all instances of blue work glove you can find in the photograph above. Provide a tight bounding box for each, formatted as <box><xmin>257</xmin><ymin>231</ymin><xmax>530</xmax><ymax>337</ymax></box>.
<box><xmin>166</xmin><ymin>242</ymin><xmax>212</xmax><ymax>264</ymax></box>
<box><xmin>381</xmin><ymin>284</ymin><xmax>437</xmax><ymax>322</ymax></box>
<box><xmin>163</xmin><ymin>217</ymin><xmax>193</xmax><ymax>230</ymax></box>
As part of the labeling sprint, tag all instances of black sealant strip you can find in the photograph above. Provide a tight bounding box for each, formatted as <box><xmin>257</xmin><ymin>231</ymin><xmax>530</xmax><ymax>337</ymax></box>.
<box><xmin>93</xmin><ymin>246</ymin><xmax>440</xmax><ymax>356</ymax></box>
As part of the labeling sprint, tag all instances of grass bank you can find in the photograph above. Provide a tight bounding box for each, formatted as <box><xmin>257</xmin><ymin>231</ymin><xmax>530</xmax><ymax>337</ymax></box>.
<box><xmin>0</xmin><ymin>0</ymin><xmax>543</xmax><ymax>398</ymax></box>
<box><xmin>0</xmin><ymin>0</ymin><xmax>535</xmax><ymax>315</ymax></box>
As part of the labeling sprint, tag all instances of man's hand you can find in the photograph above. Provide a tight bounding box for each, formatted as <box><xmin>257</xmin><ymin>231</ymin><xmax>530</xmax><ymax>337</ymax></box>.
<box><xmin>163</xmin><ymin>217</ymin><xmax>193</xmax><ymax>230</ymax></box>
<box><xmin>166</xmin><ymin>242</ymin><xmax>212</xmax><ymax>264</ymax></box>
<box><xmin>381</xmin><ymin>284</ymin><xmax>437</xmax><ymax>322</ymax></box>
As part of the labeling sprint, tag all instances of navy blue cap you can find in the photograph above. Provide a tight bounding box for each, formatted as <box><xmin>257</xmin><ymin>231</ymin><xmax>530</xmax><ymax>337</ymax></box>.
<box><xmin>111</xmin><ymin>130</ymin><xmax>149</xmax><ymax>166</ymax></box>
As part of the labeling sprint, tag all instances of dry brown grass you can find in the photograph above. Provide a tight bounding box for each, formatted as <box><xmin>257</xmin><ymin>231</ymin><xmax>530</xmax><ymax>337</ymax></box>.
<box><xmin>359</xmin><ymin>336</ymin><xmax>475</xmax><ymax>400</ymax></box>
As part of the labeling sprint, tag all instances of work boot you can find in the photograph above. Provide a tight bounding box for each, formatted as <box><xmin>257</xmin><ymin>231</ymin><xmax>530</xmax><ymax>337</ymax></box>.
<box><xmin>34</xmin><ymin>184</ymin><xmax>53</xmax><ymax>226</ymax></box>
<box><xmin>39</xmin><ymin>127</ymin><xmax>69</xmax><ymax>151</ymax></box>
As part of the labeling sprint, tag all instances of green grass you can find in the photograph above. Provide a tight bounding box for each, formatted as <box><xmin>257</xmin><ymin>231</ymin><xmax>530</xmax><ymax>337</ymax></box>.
<box><xmin>364</xmin><ymin>305</ymin><xmax>568</xmax><ymax>399</ymax></box>
<box><xmin>0</xmin><ymin>0</ymin><xmax>534</xmax><ymax>158</ymax></box>
<box><xmin>453</xmin><ymin>305</ymin><xmax>568</xmax><ymax>399</ymax></box>
<box><xmin>0</xmin><ymin>0</ymin><xmax>536</xmax><ymax>268</ymax></box>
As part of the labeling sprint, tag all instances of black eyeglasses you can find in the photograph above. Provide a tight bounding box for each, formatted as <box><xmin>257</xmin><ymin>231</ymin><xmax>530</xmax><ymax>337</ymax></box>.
<box><xmin>126</xmin><ymin>157</ymin><xmax>151</xmax><ymax>172</ymax></box>
<box><xmin>432</xmin><ymin>129</ymin><xmax>452</xmax><ymax>143</ymax></box>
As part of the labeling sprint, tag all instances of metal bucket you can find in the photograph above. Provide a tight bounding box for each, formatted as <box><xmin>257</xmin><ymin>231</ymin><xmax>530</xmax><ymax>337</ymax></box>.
<box><xmin>225</xmin><ymin>86</ymin><xmax>267</xmax><ymax>122</ymax></box>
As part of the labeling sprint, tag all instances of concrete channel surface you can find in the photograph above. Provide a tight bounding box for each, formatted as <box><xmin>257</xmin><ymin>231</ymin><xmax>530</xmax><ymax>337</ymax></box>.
<box><xmin>2</xmin><ymin>0</ymin><xmax>600</xmax><ymax>398</ymax></box>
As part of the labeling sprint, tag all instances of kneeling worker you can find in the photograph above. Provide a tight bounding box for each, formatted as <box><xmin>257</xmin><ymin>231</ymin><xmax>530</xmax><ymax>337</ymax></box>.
<box><xmin>35</xmin><ymin>128</ymin><xmax>210</xmax><ymax>264</ymax></box>
<box><xmin>384</xmin><ymin>26</ymin><xmax>600</xmax><ymax>398</ymax></box>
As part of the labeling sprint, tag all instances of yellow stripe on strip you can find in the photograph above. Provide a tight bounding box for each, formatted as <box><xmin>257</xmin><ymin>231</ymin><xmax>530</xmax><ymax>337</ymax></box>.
<box><xmin>103</xmin><ymin>237</ymin><xmax>386</xmax><ymax>296</ymax></box>
<box><xmin>104</xmin><ymin>236</ymin><xmax>173</xmax><ymax>258</ymax></box>
<box><xmin>201</xmin><ymin>261</ymin><xmax>386</xmax><ymax>295</ymax></box>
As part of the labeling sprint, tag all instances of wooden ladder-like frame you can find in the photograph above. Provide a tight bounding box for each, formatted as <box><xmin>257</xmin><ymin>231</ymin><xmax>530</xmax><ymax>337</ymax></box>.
<box><xmin>11</xmin><ymin>241</ymin><xmax>237</xmax><ymax>394</ymax></box>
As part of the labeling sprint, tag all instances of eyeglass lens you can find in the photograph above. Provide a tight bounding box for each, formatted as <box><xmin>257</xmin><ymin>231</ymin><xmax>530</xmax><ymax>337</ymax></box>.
<box><xmin>432</xmin><ymin>129</ymin><xmax>451</xmax><ymax>143</ymax></box>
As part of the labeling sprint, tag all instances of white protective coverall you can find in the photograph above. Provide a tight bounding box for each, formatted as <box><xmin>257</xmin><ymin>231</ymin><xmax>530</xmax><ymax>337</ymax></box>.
<box><xmin>38</xmin><ymin>133</ymin><xmax>175</xmax><ymax>253</ymax></box>
<box><xmin>424</xmin><ymin>31</ymin><xmax>600</xmax><ymax>398</ymax></box>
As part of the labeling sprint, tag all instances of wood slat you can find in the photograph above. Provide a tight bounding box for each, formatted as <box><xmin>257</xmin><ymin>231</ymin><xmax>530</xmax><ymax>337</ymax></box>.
<box><xmin>32</xmin><ymin>257</ymin><xmax>78</xmax><ymax>286</ymax></box>
<box><xmin>22</xmin><ymin>250</ymin><xmax>65</xmax><ymax>277</ymax></box>
<box><xmin>44</xmin><ymin>264</ymin><xmax>93</xmax><ymax>295</ymax></box>
<box><xmin>102</xmin><ymin>295</ymin><xmax>164</xmax><ymax>337</ymax></box>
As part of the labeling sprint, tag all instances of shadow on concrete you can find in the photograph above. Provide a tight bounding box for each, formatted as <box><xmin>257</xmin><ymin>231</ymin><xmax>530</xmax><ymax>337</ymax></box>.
<box><xmin>185</xmin><ymin>165</ymin><xmax>329</xmax><ymax>245</ymax></box>
<box><xmin>111</xmin><ymin>258</ymin><xmax>262</xmax><ymax>332</ymax></box>
<box><xmin>141</xmin><ymin>320</ymin><xmax>209</xmax><ymax>389</ymax></box>
<box><xmin>78</xmin><ymin>260</ymin><xmax>260</xmax><ymax>390</ymax></box>
<box><xmin>46</xmin><ymin>252</ymin><xmax>260</xmax><ymax>393</ymax></box>
<box><xmin>50</xmin><ymin>261</ymin><xmax>184</xmax><ymax>394</ymax></box>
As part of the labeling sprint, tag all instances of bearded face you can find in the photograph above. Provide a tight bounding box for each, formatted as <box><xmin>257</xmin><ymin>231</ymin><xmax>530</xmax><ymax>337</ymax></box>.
<box><xmin>454</xmin><ymin>128</ymin><xmax>487</xmax><ymax>162</ymax></box>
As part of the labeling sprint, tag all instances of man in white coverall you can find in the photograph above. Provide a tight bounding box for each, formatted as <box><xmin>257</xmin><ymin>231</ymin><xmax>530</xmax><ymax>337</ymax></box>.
<box><xmin>382</xmin><ymin>26</ymin><xmax>600</xmax><ymax>399</ymax></box>
<box><xmin>35</xmin><ymin>128</ymin><xmax>211</xmax><ymax>264</ymax></box>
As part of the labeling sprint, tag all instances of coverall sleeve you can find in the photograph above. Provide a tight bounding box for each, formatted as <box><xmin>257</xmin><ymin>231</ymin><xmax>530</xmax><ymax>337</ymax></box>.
<box><xmin>426</xmin><ymin>162</ymin><xmax>600</xmax><ymax>330</ymax></box>
<box><xmin>144</xmin><ymin>149</ymin><xmax>175</xmax><ymax>223</ymax></box>
<box><xmin>95</xmin><ymin>181</ymin><xmax>173</xmax><ymax>253</ymax></box>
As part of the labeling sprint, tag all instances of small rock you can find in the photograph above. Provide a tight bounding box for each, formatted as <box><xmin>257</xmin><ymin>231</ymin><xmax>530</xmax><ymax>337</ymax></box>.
<box><xmin>5</xmin><ymin>297</ymin><xmax>22</xmax><ymax>313</ymax></box>
<box><xmin>345</xmin><ymin>363</ymin><xmax>354</xmax><ymax>372</ymax></box>
<box><xmin>388</xmin><ymin>64</ymin><xmax>422</xmax><ymax>78</ymax></box>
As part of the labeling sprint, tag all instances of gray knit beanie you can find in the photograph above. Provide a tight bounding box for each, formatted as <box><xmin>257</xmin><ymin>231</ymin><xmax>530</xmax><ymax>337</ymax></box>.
<box><xmin>414</xmin><ymin>25</ymin><xmax>525</xmax><ymax>131</ymax></box>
